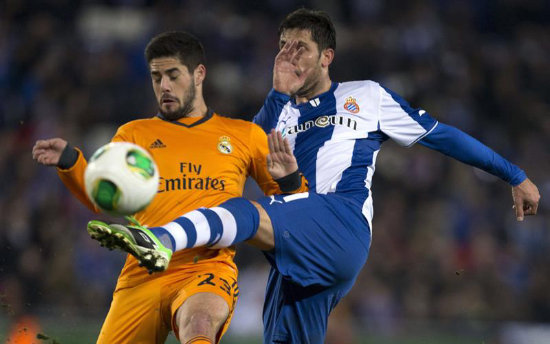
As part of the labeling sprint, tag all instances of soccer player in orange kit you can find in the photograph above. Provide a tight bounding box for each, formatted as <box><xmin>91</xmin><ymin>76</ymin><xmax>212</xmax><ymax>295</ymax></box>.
<box><xmin>32</xmin><ymin>31</ymin><xmax>307</xmax><ymax>344</ymax></box>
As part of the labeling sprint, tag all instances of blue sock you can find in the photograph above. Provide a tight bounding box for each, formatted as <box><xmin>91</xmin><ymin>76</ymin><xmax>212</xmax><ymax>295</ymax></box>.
<box><xmin>148</xmin><ymin>198</ymin><xmax>260</xmax><ymax>251</ymax></box>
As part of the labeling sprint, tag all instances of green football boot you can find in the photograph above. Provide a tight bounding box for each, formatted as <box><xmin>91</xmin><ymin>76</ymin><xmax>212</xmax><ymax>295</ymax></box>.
<box><xmin>87</xmin><ymin>217</ymin><xmax>173</xmax><ymax>273</ymax></box>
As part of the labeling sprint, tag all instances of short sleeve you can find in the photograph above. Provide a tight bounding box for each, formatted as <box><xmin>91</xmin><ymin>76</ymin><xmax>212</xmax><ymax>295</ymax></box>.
<box><xmin>378</xmin><ymin>85</ymin><xmax>438</xmax><ymax>147</ymax></box>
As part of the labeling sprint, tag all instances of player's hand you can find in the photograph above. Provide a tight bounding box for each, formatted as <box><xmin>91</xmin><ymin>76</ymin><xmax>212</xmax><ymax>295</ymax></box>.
<box><xmin>267</xmin><ymin>129</ymin><xmax>298</xmax><ymax>179</ymax></box>
<box><xmin>273</xmin><ymin>40</ymin><xmax>309</xmax><ymax>96</ymax></box>
<box><xmin>511</xmin><ymin>178</ymin><xmax>540</xmax><ymax>221</ymax></box>
<box><xmin>32</xmin><ymin>138</ymin><xmax>68</xmax><ymax>166</ymax></box>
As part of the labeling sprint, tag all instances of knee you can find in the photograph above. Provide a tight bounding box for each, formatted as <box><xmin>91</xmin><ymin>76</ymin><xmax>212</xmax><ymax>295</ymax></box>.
<box><xmin>180</xmin><ymin>311</ymin><xmax>216</xmax><ymax>335</ymax></box>
<box><xmin>176</xmin><ymin>295</ymin><xmax>229</xmax><ymax>342</ymax></box>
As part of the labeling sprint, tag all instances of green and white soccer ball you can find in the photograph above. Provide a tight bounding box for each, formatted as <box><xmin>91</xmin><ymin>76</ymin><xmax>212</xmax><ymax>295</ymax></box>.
<box><xmin>84</xmin><ymin>142</ymin><xmax>159</xmax><ymax>216</ymax></box>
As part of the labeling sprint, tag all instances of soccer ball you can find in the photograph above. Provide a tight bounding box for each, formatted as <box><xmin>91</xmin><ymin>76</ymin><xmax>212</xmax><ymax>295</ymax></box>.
<box><xmin>84</xmin><ymin>142</ymin><xmax>159</xmax><ymax>216</ymax></box>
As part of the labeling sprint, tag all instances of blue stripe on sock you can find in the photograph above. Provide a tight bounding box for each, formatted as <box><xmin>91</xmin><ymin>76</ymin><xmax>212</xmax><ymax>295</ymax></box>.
<box><xmin>197</xmin><ymin>208</ymin><xmax>224</xmax><ymax>246</ymax></box>
<box><xmin>148</xmin><ymin>226</ymin><xmax>176</xmax><ymax>251</ymax></box>
<box><xmin>174</xmin><ymin>217</ymin><xmax>197</xmax><ymax>248</ymax></box>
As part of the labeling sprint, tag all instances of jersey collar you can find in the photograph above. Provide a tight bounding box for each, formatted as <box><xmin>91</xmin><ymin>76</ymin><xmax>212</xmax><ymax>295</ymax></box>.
<box><xmin>155</xmin><ymin>108</ymin><xmax>214</xmax><ymax>128</ymax></box>
<box><xmin>290</xmin><ymin>82</ymin><xmax>338</xmax><ymax>109</ymax></box>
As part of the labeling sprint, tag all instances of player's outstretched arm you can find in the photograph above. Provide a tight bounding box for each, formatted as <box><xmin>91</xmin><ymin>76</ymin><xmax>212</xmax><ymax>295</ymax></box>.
<box><xmin>512</xmin><ymin>178</ymin><xmax>540</xmax><ymax>221</ymax></box>
<box><xmin>419</xmin><ymin>123</ymin><xmax>540</xmax><ymax>221</ymax></box>
<box><xmin>33</xmin><ymin>137</ymin><xmax>98</xmax><ymax>212</ymax></box>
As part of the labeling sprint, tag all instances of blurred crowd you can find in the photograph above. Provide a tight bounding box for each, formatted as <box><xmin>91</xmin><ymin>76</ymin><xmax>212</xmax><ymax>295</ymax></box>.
<box><xmin>1</xmin><ymin>0</ymin><xmax>549</xmax><ymax>341</ymax></box>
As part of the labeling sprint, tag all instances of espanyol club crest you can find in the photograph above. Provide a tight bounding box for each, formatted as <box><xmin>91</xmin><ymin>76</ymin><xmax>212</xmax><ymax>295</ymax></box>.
<box><xmin>217</xmin><ymin>136</ymin><xmax>232</xmax><ymax>154</ymax></box>
<box><xmin>344</xmin><ymin>96</ymin><xmax>360</xmax><ymax>114</ymax></box>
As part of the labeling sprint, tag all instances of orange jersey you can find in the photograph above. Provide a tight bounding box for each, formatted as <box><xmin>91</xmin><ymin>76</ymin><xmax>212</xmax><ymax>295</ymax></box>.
<box><xmin>58</xmin><ymin>111</ymin><xmax>308</xmax><ymax>288</ymax></box>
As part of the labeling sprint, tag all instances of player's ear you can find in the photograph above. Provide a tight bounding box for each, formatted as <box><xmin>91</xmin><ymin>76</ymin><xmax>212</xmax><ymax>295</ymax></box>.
<box><xmin>320</xmin><ymin>48</ymin><xmax>334</xmax><ymax>68</ymax></box>
<box><xmin>193</xmin><ymin>64</ymin><xmax>206</xmax><ymax>86</ymax></box>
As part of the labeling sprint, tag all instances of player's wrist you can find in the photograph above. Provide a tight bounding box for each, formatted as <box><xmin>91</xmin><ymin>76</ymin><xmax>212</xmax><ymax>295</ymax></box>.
<box><xmin>57</xmin><ymin>143</ymin><xmax>79</xmax><ymax>169</ymax></box>
<box><xmin>274</xmin><ymin>169</ymin><xmax>302</xmax><ymax>193</ymax></box>
<box><xmin>509</xmin><ymin>169</ymin><xmax>527</xmax><ymax>186</ymax></box>
<box><xmin>271</xmin><ymin>85</ymin><xmax>292</xmax><ymax>97</ymax></box>
<box><xmin>272</xmin><ymin>88</ymin><xmax>291</xmax><ymax>96</ymax></box>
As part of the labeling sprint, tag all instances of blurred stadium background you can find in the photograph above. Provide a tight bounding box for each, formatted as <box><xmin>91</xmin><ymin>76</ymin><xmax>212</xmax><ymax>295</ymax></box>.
<box><xmin>1</xmin><ymin>0</ymin><xmax>549</xmax><ymax>343</ymax></box>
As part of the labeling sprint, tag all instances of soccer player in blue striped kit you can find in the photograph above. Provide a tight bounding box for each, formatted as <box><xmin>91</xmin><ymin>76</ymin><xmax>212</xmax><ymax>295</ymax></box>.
<box><xmin>88</xmin><ymin>9</ymin><xmax>540</xmax><ymax>344</ymax></box>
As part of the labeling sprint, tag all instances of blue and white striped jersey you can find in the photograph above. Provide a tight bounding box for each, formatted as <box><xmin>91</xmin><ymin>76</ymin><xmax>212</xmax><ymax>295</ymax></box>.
<box><xmin>254</xmin><ymin>80</ymin><xmax>438</xmax><ymax>227</ymax></box>
<box><xmin>255</xmin><ymin>80</ymin><xmax>526</xmax><ymax>230</ymax></box>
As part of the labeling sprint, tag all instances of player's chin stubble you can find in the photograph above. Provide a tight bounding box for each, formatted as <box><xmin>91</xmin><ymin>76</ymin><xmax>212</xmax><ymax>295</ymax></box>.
<box><xmin>293</xmin><ymin>67</ymin><xmax>322</xmax><ymax>99</ymax></box>
<box><xmin>159</xmin><ymin>84</ymin><xmax>196</xmax><ymax>121</ymax></box>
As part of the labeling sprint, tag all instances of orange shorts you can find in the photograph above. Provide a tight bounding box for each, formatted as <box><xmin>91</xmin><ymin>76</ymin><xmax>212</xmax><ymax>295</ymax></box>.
<box><xmin>97</xmin><ymin>261</ymin><xmax>239</xmax><ymax>344</ymax></box>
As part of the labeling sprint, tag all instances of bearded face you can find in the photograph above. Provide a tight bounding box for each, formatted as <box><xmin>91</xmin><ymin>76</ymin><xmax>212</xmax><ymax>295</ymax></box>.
<box><xmin>158</xmin><ymin>81</ymin><xmax>196</xmax><ymax>121</ymax></box>
<box><xmin>150</xmin><ymin>57</ymin><xmax>197</xmax><ymax>121</ymax></box>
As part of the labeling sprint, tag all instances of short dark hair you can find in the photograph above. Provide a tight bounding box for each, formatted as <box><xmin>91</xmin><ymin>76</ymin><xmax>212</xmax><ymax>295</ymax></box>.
<box><xmin>278</xmin><ymin>8</ymin><xmax>336</xmax><ymax>51</ymax></box>
<box><xmin>145</xmin><ymin>31</ymin><xmax>206</xmax><ymax>72</ymax></box>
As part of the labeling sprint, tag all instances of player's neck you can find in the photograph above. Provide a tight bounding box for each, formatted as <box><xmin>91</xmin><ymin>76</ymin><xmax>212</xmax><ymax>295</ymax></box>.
<box><xmin>294</xmin><ymin>76</ymin><xmax>332</xmax><ymax>105</ymax></box>
<box><xmin>185</xmin><ymin>97</ymin><xmax>208</xmax><ymax>118</ymax></box>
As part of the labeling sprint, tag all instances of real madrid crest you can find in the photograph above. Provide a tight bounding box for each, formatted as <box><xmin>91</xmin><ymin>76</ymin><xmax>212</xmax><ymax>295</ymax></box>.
<box><xmin>217</xmin><ymin>136</ymin><xmax>232</xmax><ymax>154</ymax></box>
<box><xmin>343</xmin><ymin>96</ymin><xmax>360</xmax><ymax>114</ymax></box>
